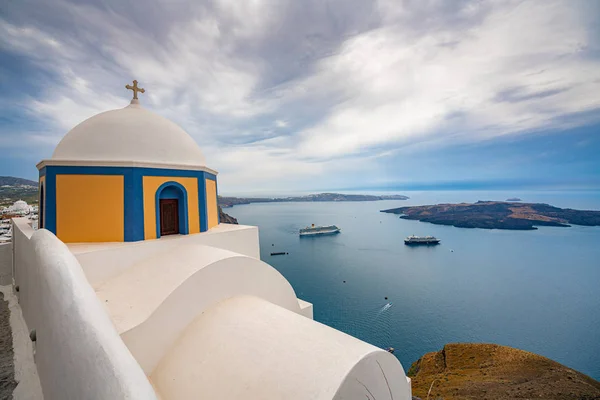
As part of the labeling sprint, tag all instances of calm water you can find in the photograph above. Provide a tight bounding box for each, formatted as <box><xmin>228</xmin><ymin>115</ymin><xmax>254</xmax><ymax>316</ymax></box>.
<box><xmin>226</xmin><ymin>191</ymin><xmax>600</xmax><ymax>380</ymax></box>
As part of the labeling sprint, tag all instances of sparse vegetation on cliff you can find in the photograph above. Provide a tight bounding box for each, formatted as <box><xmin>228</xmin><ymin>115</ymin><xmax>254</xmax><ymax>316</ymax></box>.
<box><xmin>408</xmin><ymin>343</ymin><xmax>600</xmax><ymax>400</ymax></box>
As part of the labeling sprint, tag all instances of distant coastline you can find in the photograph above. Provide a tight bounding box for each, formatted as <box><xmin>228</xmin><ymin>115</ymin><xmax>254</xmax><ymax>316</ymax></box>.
<box><xmin>218</xmin><ymin>192</ymin><xmax>409</xmax><ymax>208</ymax></box>
<box><xmin>0</xmin><ymin>176</ymin><xmax>38</xmax><ymax>207</ymax></box>
<box><xmin>382</xmin><ymin>201</ymin><xmax>600</xmax><ymax>230</ymax></box>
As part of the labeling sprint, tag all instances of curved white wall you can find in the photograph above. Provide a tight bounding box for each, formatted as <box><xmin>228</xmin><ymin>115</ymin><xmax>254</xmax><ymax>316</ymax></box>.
<box><xmin>75</xmin><ymin>224</ymin><xmax>260</xmax><ymax>287</ymax></box>
<box><xmin>151</xmin><ymin>295</ymin><xmax>411</xmax><ymax>400</ymax></box>
<box><xmin>334</xmin><ymin>351</ymin><xmax>411</xmax><ymax>399</ymax></box>
<box><xmin>12</xmin><ymin>223</ymin><xmax>157</xmax><ymax>400</ymax></box>
<box><xmin>95</xmin><ymin>243</ymin><xmax>301</xmax><ymax>373</ymax></box>
<box><xmin>12</xmin><ymin>218</ymin><xmax>39</xmax><ymax>328</ymax></box>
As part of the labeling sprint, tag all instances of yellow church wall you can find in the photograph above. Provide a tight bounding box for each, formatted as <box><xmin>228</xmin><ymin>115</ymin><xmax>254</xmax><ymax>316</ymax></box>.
<box><xmin>143</xmin><ymin>176</ymin><xmax>200</xmax><ymax>240</ymax></box>
<box><xmin>206</xmin><ymin>179</ymin><xmax>218</xmax><ymax>230</ymax></box>
<box><xmin>56</xmin><ymin>175</ymin><xmax>124</xmax><ymax>242</ymax></box>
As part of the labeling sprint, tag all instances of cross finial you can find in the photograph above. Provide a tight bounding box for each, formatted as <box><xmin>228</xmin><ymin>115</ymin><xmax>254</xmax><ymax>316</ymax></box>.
<box><xmin>125</xmin><ymin>80</ymin><xmax>145</xmax><ymax>100</ymax></box>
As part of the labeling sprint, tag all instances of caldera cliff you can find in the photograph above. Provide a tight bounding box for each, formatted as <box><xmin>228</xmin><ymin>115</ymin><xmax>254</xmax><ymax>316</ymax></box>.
<box><xmin>408</xmin><ymin>343</ymin><xmax>600</xmax><ymax>400</ymax></box>
<box><xmin>218</xmin><ymin>206</ymin><xmax>238</xmax><ymax>224</ymax></box>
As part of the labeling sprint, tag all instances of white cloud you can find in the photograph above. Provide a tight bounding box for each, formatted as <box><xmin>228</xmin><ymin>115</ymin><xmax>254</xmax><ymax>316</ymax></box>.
<box><xmin>274</xmin><ymin>119</ymin><xmax>288</xmax><ymax>128</ymax></box>
<box><xmin>0</xmin><ymin>22</ymin><xmax>63</xmax><ymax>54</ymax></box>
<box><xmin>1</xmin><ymin>0</ymin><xmax>599</xmax><ymax>190</ymax></box>
<box><xmin>292</xmin><ymin>0</ymin><xmax>600</xmax><ymax>158</ymax></box>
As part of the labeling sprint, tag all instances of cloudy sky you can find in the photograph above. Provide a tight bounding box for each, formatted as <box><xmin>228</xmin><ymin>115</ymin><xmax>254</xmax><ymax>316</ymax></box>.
<box><xmin>1</xmin><ymin>0</ymin><xmax>599</xmax><ymax>194</ymax></box>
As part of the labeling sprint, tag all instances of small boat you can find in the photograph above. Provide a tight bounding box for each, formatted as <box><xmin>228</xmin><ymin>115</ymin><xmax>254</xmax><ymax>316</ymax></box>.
<box><xmin>404</xmin><ymin>235</ymin><xmax>440</xmax><ymax>245</ymax></box>
<box><xmin>299</xmin><ymin>224</ymin><xmax>340</xmax><ymax>237</ymax></box>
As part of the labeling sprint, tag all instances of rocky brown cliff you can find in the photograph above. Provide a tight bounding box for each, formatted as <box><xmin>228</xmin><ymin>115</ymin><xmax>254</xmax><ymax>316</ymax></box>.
<box><xmin>408</xmin><ymin>343</ymin><xmax>600</xmax><ymax>400</ymax></box>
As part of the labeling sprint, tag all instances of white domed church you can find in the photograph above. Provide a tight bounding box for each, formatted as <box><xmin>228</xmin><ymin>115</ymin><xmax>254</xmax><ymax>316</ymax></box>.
<box><xmin>7</xmin><ymin>82</ymin><xmax>412</xmax><ymax>400</ymax></box>
<box><xmin>37</xmin><ymin>81</ymin><xmax>218</xmax><ymax>242</ymax></box>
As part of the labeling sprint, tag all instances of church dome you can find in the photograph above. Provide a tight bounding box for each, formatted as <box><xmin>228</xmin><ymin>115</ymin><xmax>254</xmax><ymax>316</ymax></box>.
<box><xmin>52</xmin><ymin>102</ymin><xmax>206</xmax><ymax>167</ymax></box>
<box><xmin>13</xmin><ymin>200</ymin><xmax>28</xmax><ymax>211</ymax></box>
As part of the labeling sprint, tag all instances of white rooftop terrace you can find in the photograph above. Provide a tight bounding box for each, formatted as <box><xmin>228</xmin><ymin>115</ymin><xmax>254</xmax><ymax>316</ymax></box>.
<box><xmin>11</xmin><ymin>218</ymin><xmax>411</xmax><ymax>399</ymax></box>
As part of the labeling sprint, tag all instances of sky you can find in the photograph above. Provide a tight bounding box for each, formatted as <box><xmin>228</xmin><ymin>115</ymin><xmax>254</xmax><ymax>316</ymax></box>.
<box><xmin>1</xmin><ymin>0</ymin><xmax>599</xmax><ymax>195</ymax></box>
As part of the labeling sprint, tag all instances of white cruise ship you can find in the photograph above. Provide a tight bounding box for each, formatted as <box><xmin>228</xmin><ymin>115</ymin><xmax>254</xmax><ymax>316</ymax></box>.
<box><xmin>299</xmin><ymin>224</ymin><xmax>340</xmax><ymax>236</ymax></box>
<box><xmin>404</xmin><ymin>235</ymin><xmax>440</xmax><ymax>245</ymax></box>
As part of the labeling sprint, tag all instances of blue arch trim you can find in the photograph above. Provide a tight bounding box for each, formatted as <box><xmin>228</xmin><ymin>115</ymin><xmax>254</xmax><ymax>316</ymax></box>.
<box><xmin>199</xmin><ymin>177</ymin><xmax>207</xmax><ymax>232</ymax></box>
<box><xmin>44</xmin><ymin>170</ymin><xmax>56</xmax><ymax>233</ymax></box>
<box><xmin>155</xmin><ymin>181</ymin><xmax>189</xmax><ymax>238</ymax></box>
<box><xmin>129</xmin><ymin>168</ymin><xmax>145</xmax><ymax>241</ymax></box>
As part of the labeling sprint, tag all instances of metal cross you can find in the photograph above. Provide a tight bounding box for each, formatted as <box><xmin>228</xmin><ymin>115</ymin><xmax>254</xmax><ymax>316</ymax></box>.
<box><xmin>125</xmin><ymin>80</ymin><xmax>145</xmax><ymax>100</ymax></box>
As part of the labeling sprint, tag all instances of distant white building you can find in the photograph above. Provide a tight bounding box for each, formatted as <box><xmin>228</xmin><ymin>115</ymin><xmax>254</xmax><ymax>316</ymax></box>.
<box><xmin>13</xmin><ymin>200</ymin><xmax>29</xmax><ymax>212</ymax></box>
<box><xmin>1</xmin><ymin>199</ymin><xmax>34</xmax><ymax>216</ymax></box>
<box><xmin>4</xmin><ymin>82</ymin><xmax>412</xmax><ymax>400</ymax></box>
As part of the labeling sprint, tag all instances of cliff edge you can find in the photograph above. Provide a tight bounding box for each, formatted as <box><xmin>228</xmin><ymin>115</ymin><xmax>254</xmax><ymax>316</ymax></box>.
<box><xmin>408</xmin><ymin>343</ymin><xmax>600</xmax><ymax>400</ymax></box>
<box><xmin>218</xmin><ymin>206</ymin><xmax>238</xmax><ymax>224</ymax></box>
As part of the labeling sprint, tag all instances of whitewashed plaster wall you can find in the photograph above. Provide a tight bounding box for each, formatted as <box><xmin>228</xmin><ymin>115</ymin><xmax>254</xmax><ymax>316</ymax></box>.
<box><xmin>0</xmin><ymin>242</ymin><xmax>12</xmax><ymax>285</ymax></box>
<box><xmin>333</xmin><ymin>352</ymin><xmax>412</xmax><ymax>399</ymax></box>
<box><xmin>191</xmin><ymin>224</ymin><xmax>261</xmax><ymax>258</ymax></box>
<box><xmin>298</xmin><ymin>298</ymin><xmax>313</xmax><ymax>319</ymax></box>
<box><xmin>95</xmin><ymin>243</ymin><xmax>304</xmax><ymax>374</ymax></box>
<box><xmin>11</xmin><ymin>221</ymin><xmax>157</xmax><ymax>400</ymax></box>
<box><xmin>152</xmin><ymin>295</ymin><xmax>411</xmax><ymax>400</ymax></box>
<box><xmin>12</xmin><ymin>219</ymin><xmax>38</xmax><ymax>328</ymax></box>
<box><xmin>75</xmin><ymin>224</ymin><xmax>260</xmax><ymax>287</ymax></box>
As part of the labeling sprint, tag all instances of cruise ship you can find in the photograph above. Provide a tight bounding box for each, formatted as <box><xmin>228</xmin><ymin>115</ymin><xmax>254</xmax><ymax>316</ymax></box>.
<box><xmin>299</xmin><ymin>224</ymin><xmax>340</xmax><ymax>237</ymax></box>
<box><xmin>404</xmin><ymin>235</ymin><xmax>440</xmax><ymax>245</ymax></box>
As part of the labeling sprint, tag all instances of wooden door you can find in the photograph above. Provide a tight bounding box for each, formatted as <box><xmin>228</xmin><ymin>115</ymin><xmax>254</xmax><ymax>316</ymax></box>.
<box><xmin>160</xmin><ymin>199</ymin><xmax>179</xmax><ymax>236</ymax></box>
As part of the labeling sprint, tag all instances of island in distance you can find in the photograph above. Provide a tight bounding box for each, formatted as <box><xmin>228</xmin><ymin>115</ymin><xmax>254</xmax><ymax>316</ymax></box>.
<box><xmin>381</xmin><ymin>201</ymin><xmax>600</xmax><ymax>230</ymax></box>
<box><xmin>219</xmin><ymin>192</ymin><xmax>409</xmax><ymax>208</ymax></box>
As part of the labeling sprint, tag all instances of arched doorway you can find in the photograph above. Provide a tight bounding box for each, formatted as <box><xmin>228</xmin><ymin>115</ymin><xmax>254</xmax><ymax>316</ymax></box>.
<box><xmin>155</xmin><ymin>182</ymin><xmax>189</xmax><ymax>238</ymax></box>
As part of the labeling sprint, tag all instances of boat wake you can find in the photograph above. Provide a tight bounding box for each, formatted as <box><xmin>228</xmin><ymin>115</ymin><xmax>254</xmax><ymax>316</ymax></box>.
<box><xmin>373</xmin><ymin>302</ymin><xmax>393</xmax><ymax>321</ymax></box>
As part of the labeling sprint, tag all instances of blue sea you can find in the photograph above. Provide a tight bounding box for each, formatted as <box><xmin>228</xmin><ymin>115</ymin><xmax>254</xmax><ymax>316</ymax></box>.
<box><xmin>225</xmin><ymin>190</ymin><xmax>600</xmax><ymax>380</ymax></box>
